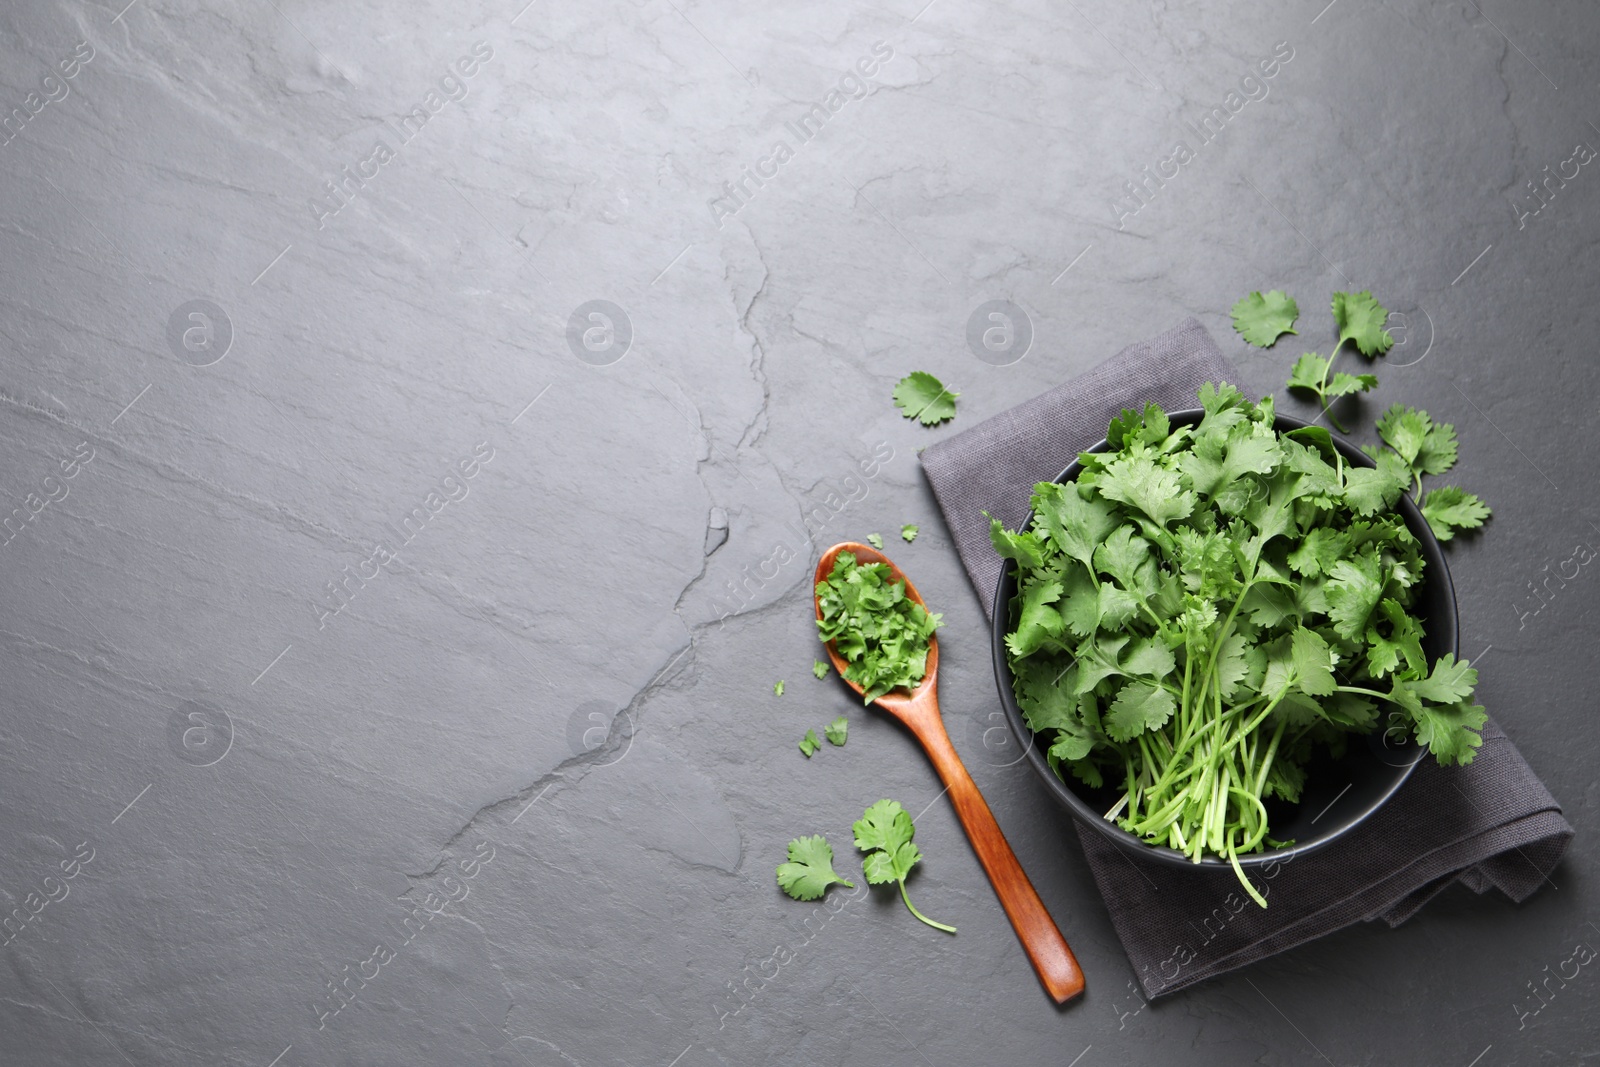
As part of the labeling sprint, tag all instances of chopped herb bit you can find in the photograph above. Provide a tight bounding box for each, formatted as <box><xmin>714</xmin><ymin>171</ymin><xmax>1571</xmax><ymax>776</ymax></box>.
<box><xmin>813</xmin><ymin>659</ymin><xmax>830</xmax><ymax>680</ymax></box>
<box><xmin>816</xmin><ymin>551</ymin><xmax>943</xmax><ymax>703</ymax></box>
<box><xmin>901</xmin><ymin>524</ymin><xmax>919</xmax><ymax>542</ymax></box>
<box><xmin>773</xmin><ymin>680</ymin><xmax>785</xmax><ymax>697</ymax></box>
<box><xmin>825</xmin><ymin>717</ymin><xmax>849</xmax><ymax>746</ymax></box>
<box><xmin>866</xmin><ymin>533</ymin><xmax>884</xmax><ymax>549</ymax></box>
<box><xmin>798</xmin><ymin>729</ymin><xmax>819</xmax><ymax>757</ymax></box>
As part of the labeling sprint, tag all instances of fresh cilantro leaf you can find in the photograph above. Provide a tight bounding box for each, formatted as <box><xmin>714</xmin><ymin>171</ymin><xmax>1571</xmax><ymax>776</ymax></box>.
<box><xmin>901</xmin><ymin>524</ymin><xmax>919</xmax><ymax>542</ymax></box>
<box><xmin>1376</xmin><ymin>404</ymin><xmax>1432</xmax><ymax>466</ymax></box>
<box><xmin>825</xmin><ymin>716</ymin><xmax>849</xmax><ymax>746</ymax></box>
<box><xmin>865</xmin><ymin>533</ymin><xmax>884</xmax><ymax>550</ymax></box>
<box><xmin>776</xmin><ymin>834</ymin><xmax>854</xmax><ymax>901</ymax></box>
<box><xmin>798</xmin><ymin>729</ymin><xmax>819</xmax><ymax>757</ymax></box>
<box><xmin>1410</xmin><ymin>697</ymin><xmax>1488</xmax><ymax>765</ymax></box>
<box><xmin>1326</xmin><ymin>372</ymin><xmax>1379</xmax><ymax>398</ymax></box>
<box><xmin>1331</xmin><ymin>290</ymin><xmax>1394</xmax><ymax>357</ymax></box>
<box><xmin>1325</xmin><ymin>554</ymin><xmax>1383</xmax><ymax>641</ymax></box>
<box><xmin>893</xmin><ymin>372</ymin><xmax>959</xmax><ymax>426</ymax></box>
<box><xmin>1284</xmin><ymin>352</ymin><xmax>1375</xmax><ymax>432</ymax></box>
<box><xmin>1414</xmin><ymin>421</ymin><xmax>1459</xmax><ymax>476</ymax></box>
<box><xmin>816</xmin><ymin>551</ymin><xmax>943</xmax><ymax>703</ymax></box>
<box><xmin>1287</xmin><ymin>352</ymin><xmax>1330</xmax><ymax>393</ymax></box>
<box><xmin>1421</xmin><ymin>486</ymin><xmax>1490</xmax><ymax>541</ymax></box>
<box><xmin>1290</xmin><ymin>626</ymin><xmax>1336</xmax><ymax>696</ymax></box>
<box><xmin>852</xmin><ymin>800</ymin><xmax>954</xmax><ymax>933</ymax></box>
<box><xmin>1104</xmin><ymin>681</ymin><xmax>1176</xmax><ymax>741</ymax></box>
<box><xmin>1094</xmin><ymin>453</ymin><xmax>1195</xmax><ymax>527</ymax></box>
<box><xmin>1231</xmin><ymin>290</ymin><xmax>1300</xmax><ymax>347</ymax></box>
<box><xmin>812</xmin><ymin>659</ymin><xmax>830</xmax><ymax>679</ymax></box>
<box><xmin>773</xmin><ymin>680</ymin><xmax>785</xmax><ymax>697</ymax></box>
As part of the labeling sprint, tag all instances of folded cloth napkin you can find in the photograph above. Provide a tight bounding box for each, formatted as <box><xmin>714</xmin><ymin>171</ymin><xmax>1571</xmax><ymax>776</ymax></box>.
<box><xmin>920</xmin><ymin>317</ymin><xmax>1574</xmax><ymax>999</ymax></box>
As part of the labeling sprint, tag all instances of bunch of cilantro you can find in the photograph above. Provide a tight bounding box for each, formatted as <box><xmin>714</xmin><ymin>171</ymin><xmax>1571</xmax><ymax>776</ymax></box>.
<box><xmin>991</xmin><ymin>383</ymin><xmax>1485</xmax><ymax>904</ymax></box>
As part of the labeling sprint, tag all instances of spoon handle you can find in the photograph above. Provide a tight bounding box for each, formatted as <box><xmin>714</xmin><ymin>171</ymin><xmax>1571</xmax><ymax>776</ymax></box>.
<box><xmin>915</xmin><ymin>714</ymin><xmax>1085</xmax><ymax>1004</ymax></box>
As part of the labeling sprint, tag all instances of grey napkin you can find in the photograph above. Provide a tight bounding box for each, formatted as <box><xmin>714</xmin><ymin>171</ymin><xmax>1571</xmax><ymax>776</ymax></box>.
<box><xmin>920</xmin><ymin>317</ymin><xmax>1573</xmax><ymax>999</ymax></box>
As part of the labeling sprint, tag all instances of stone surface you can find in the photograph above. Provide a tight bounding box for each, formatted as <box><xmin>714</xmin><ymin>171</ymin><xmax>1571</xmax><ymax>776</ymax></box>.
<box><xmin>0</xmin><ymin>0</ymin><xmax>1596</xmax><ymax>1064</ymax></box>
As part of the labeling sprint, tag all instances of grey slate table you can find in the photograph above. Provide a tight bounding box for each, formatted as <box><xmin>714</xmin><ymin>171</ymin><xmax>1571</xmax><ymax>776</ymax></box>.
<box><xmin>1</xmin><ymin>1</ymin><xmax>1596</xmax><ymax>1064</ymax></box>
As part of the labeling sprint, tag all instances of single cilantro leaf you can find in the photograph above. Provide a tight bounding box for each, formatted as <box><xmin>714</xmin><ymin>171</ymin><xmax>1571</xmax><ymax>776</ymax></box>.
<box><xmin>866</xmin><ymin>532</ymin><xmax>884</xmax><ymax>549</ymax></box>
<box><xmin>1030</xmin><ymin>482</ymin><xmax>1119</xmax><ymax>567</ymax></box>
<box><xmin>1421</xmin><ymin>486</ymin><xmax>1490</xmax><ymax>542</ymax></box>
<box><xmin>1325</xmin><ymin>372</ymin><xmax>1378</xmax><ymax>398</ymax></box>
<box><xmin>1343</xmin><ymin>464</ymin><xmax>1407</xmax><ymax>517</ymax></box>
<box><xmin>1287</xmin><ymin>352</ymin><xmax>1329</xmax><ymax>393</ymax></box>
<box><xmin>813</xmin><ymin>659</ymin><xmax>830</xmax><ymax>679</ymax></box>
<box><xmin>798</xmin><ymin>729</ymin><xmax>818</xmax><ymax>757</ymax></box>
<box><xmin>1006</xmin><ymin>578</ymin><xmax>1065</xmax><ymax>658</ymax></box>
<box><xmin>1415</xmin><ymin>421</ymin><xmax>1459</xmax><ymax>476</ymax></box>
<box><xmin>773</xmin><ymin>680</ymin><xmax>785</xmax><ymax>697</ymax></box>
<box><xmin>1231</xmin><ymin>290</ymin><xmax>1300</xmax><ymax>347</ymax></box>
<box><xmin>901</xmin><ymin>524</ymin><xmax>919</xmax><ymax>542</ymax></box>
<box><xmin>1104</xmin><ymin>680</ymin><xmax>1176</xmax><ymax>741</ymax></box>
<box><xmin>1411</xmin><ymin>697</ymin><xmax>1488</xmax><ymax>765</ymax></box>
<box><xmin>987</xmin><ymin>515</ymin><xmax>1046</xmax><ymax>571</ymax></box>
<box><xmin>852</xmin><ymin>799</ymin><xmax>954</xmax><ymax>933</ymax></box>
<box><xmin>1326</xmin><ymin>555</ymin><xmax>1383</xmax><ymax>641</ymax></box>
<box><xmin>1095</xmin><ymin>454</ymin><xmax>1195</xmax><ymax>526</ymax></box>
<box><xmin>1403</xmin><ymin>653</ymin><xmax>1478</xmax><ymax>704</ymax></box>
<box><xmin>1331</xmin><ymin>290</ymin><xmax>1394</xmax><ymax>357</ymax></box>
<box><xmin>1376</xmin><ymin>404</ymin><xmax>1432</xmax><ymax>466</ymax></box>
<box><xmin>776</xmin><ymin>835</ymin><xmax>854</xmax><ymax>901</ymax></box>
<box><xmin>1290</xmin><ymin>626</ymin><xmax>1336</xmax><ymax>696</ymax></box>
<box><xmin>893</xmin><ymin>371</ymin><xmax>959</xmax><ymax>426</ymax></box>
<box><xmin>824</xmin><ymin>716</ymin><xmax>848</xmax><ymax>746</ymax></box>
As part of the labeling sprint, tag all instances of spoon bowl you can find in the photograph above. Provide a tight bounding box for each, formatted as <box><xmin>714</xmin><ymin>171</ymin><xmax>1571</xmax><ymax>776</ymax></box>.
<box><xmin>815</xmin><ymin>542</ymin><xmax>1086</xmax><ymax>1005</ymax></box>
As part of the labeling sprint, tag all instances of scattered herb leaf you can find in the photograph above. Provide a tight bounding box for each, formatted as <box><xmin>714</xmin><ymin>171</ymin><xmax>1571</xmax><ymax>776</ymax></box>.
<box><xmin>901</xmin><ymin>524</ymin><xmax>919</xmax><ymax>543</ymax></box>
<box><xmin>776</xmin><ymin>835</ymin><xmax>854</xmax><ymax>900</ymax></box>
<box><xmin>1231</xmin><ymin>290</ymin><xmax>1300</xmax><ymax>347</ymax></box>
<box><xmin>825</xmin><ymin>717</ymin><xmax>849</xmax><ymax>746</ymax></box>
<box><xmin>813</xmin><ymin>659</ymin><xmax>830</xmax><ymax>680</ymax></box>
<box><xmin>867</xmin><ymin>533</ymin><xmax>884</xmax><ymax>549</ymax></box>
<box><xmin>798</xmin><ymin>729</ymin><xmax>819</xmax><ymax>757</ymax></box>
<box><xmin>893</xmin><ymin>372</ymin><xmax>959</xmax><ymax>426</ymax></box>
<box><xmin>1331</xmin><ymin>290</ymin><xmax>1395</xmax><ymax>357</ymax></box>
<box><xmin>853</xmin><ymin>799</ymin><xmax>954</xmax><ymax>933</ymax></box>
<box><xmin>773</xmin><ymin>680</ymin><xmax>785</xmax><ymax>697</ymax></box>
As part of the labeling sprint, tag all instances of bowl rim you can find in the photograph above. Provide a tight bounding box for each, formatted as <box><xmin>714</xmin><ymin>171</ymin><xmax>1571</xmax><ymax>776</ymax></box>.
<box><xmin>989</xmin><ymin>405</ymin><xmax>1459</xmax><ymax>870</ymax></box>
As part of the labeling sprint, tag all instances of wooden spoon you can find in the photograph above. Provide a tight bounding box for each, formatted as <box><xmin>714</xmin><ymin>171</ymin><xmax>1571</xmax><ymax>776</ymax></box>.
<box><xmin>814</xmin><ymin>542</ymin><xmax>1086</xmax><ymax>1005</ymax></box>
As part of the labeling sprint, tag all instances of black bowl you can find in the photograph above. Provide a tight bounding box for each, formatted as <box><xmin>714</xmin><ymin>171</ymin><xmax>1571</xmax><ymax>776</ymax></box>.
<box><xmin>990</xmin><ymin>408</ymin><xmax>1457</xmax><ymax>871</ymax></box>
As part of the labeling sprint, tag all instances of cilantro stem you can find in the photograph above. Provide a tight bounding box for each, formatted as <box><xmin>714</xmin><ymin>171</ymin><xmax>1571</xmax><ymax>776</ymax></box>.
<box><xmin>898</xmin><ymin>880</ymin><xmax>956</xmax><ymax>934</ymax></box>
<box><xmin>1318</xmin><ymin>340</ymin><xmax>1351</xmax><ymax>433</ymax></box>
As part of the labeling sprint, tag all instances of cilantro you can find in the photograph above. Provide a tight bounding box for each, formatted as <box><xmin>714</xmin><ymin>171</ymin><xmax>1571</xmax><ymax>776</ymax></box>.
<box><xmin>825</xmin><ymin>716</ymin><xmax>849</xmax><ymax>746</ymax></box>
<box><xmin>893</xmin><ymin>372</ymin><xmax>959</xmax><ymax>426</ymax></box>
<box><xmin>995</xmin><ymin>385</ymin><xmax>1486</xmax><ymax>906</ymax></box>
<box><xmin>901</xmin><ymin>524</ymin><xmax>919</xmax><ymax>542</ymax></box>
<box><xmin>866</xmin><ymin>533</ymin><xmax>884</xmax><ymax>549</ymax></box>
<box><xmin>798</xmin><ymin>729</ymin><xmax>819</xmax><ymax>757</ymax></box>
<box><xmin>813</xmin><ymin>659</ymin><xmax>830</xmax><ymax>680</ymax></box>
<box><xmin>1231</xmin><ymin>290</ymin><xmax>1300</xmax><ymax>347</ymax></box>
<box><xmin>853</xmin><ymin>799</ymin><xmax>955</xmax><ymax>933</ymax></box>
<box><xmin>1368</xmin><ymin>404</ymin><xmax>1490</xmax><ymax>539</ymax></box>
<box><xmin>1331</xmin><ymin>290</ymin><xmax>1395</xmax><ymax>357</ymax></box>
<box><xmin>776</xmin><ymin>834</ymin><xmax>854</xmax><ymax>901</ymax></box>
<box><xmin>1285</xmin><ymin>352</ymin><xmax>1377</xmax><ymax>432</ymax></box>
<box><xmin>816</xmin><ymin>551</ymin><xmax>943</xmax><ymax>703</ymax></box>
<box><xmin>773</xmin><ymin>680</ymin><xmax>785</xmax><ymax>697</ymax></box>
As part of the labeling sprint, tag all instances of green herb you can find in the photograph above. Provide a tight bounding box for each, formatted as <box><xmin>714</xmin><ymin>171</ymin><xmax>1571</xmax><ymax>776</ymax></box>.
<box><xmin>853</xmin><ymin>799</ymin><xmax>954</xmax><ymax>933</ymax></box>
<box><xmin>813</xmin><ymin>659</ymin><xmax>830</xmax><ymax>679</ymax></box>
<box><xmin>867</xmin><ymin>533</ymin><xmax>885</xmax><ymax>549</ymax></box>
<box><xmin>1331</xmin><ymin>290</ymin><xmax>1395</xmax><ymax>357</ymax></box>
<box><xmin>901</xmin><ymin>524</ymin><xmax>919</xmax><ymax>542</ymax></box>
<box><xmin>1367</xmin><ymin>404</ymin><xmax>1491</xmax><ymax>541</ymax></box>
<box><xmin>776</xmin><ymin>835</ymin><xmax>854</xmax><ymax>900</ymax></box>
<box><xmin>1230</xmin><ymin>290</ymin><xmax>1300</xmax><ymax>347</ymax></box>
<box><xmin>773</xmin><ymin>680</ymin><xmax>785</xmax><ymax>697</ymax></box>
<box><xmin>1286</xmin><ymin>353</ymin><xmax>1378</xmax><ymax>433</ymax></box>
<box><xmin>894</xmin><ymin>372</ymin><xmax>959</xmax><ymax>426</ymax></box>
<box><xmin>798</xmin><ymin>729</ymin><xmax>819</xmax><ymax>757</ymax></box>
<box><xmin>816</xmin><ymin>551</ymin><xmax>943</xmax><ymax>703</ymax></box>
<box><xmin>825</xmin><ymin>716</ymin><xmax>849</xmax><ymax>746</ymax></box>
<box><xmin>993</xmin><ymin>385</ymin><xmax>1485</xmax><ymax>905</ymax></box>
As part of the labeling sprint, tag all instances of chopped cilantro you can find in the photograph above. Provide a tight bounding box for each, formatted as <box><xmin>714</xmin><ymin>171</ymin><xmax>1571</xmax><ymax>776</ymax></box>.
<box><xmin>825</xmin><ymin>716</ymin><xmax>849</xmax><ymax>746</ymax></box>
<box><xmin>798</xmin><ymin>729</ymin><xmax>819</xmax><ymax>757</ymax></box>
<box><xmin>901</xmin><ymin>524</ymin><xmax>919</xmax><ymax>542</ymax></box>
<box><xmin>813</xmin><ymin>659</ymin><xmax>830</xmax><ymax>680</ymax></box>
<box><xmin>776</xmin><ymin>835</ymin><xmax>853</xmax><ymax>900</ymax></box>
<box><xmin>1230</xmin><ymin>290</ymin><xmax>1300</xmax><ymax>347</ymax></box>
<box><xmin>995</xmin><ymin>385</ymin><xmax>1486</xmax><ymax>905</ymax></box>
<box><xmin>816</xmin><ymin>551</ymin><xmax>943</xmax><ymax>703</ymax></box>
<box><xmin>773</xmin><ymin>680</ymin><xmax>785</xmax><ymax>697</ymax></box>
<box><xmin>893</xmin><ymin>372</ymin><xmax>959</xmax><ymax>426</ymax></box>
<box><xmin>853</xmin><ymin>799</ymin><xmax>954</xmax><ymax>933</ymax></box>
<box><xmin>866</xmin><ymin>533</ymin><xmax>884</xmax><ymax>549</ymax></box>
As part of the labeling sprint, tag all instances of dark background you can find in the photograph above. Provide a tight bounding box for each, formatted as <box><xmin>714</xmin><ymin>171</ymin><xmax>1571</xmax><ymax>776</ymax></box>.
<box><xmin>0</xmin><ymin>1</ymin><xmax>1595</xmax><ymax>1064</ymax></box>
